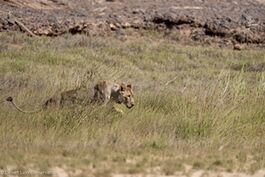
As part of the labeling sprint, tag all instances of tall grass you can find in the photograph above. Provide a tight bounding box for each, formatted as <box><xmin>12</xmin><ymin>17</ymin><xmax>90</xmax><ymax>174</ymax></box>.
<box><xmin>0</xmin><ymin>32</ymin><xmax>265</xmax><ymax>175</ymax></box>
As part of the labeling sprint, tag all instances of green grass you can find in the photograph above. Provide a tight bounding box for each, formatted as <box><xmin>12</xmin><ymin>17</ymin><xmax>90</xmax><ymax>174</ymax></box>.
<box><xmin>0</xmin><ymin>31</ymin><xmax>265</xmax><ymax>176</ymax></box>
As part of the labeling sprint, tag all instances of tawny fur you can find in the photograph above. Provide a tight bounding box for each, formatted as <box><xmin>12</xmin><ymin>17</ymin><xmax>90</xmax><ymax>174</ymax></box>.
<box><xmin>6</xmin><ymin>80</ymin><xmax>135</xmax><ymax>113</ymax></box>
<box><xmin>93</xmin><ymin>80</ymin><xmax>135</xmax><ymax>109</ymax></box>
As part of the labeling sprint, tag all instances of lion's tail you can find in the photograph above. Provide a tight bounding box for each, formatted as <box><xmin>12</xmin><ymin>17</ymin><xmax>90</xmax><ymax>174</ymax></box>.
<box><xmin>6</xmin><ymin>96</ymin><xmax>43</xmax><ymax>114</ymax></box>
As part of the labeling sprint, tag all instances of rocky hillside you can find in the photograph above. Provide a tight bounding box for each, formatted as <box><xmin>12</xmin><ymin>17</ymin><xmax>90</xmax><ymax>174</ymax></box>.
<box><xmin>0</xmin><ymin>0</ymin><xmax>265</xmax><ymax>48</ymax></box>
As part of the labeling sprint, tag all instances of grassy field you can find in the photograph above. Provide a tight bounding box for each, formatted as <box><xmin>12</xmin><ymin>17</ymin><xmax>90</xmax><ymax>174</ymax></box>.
<box><xmin>0</xmin><ymin>31</ymin><xmax>265</xmax><ymax>176</ymax></box>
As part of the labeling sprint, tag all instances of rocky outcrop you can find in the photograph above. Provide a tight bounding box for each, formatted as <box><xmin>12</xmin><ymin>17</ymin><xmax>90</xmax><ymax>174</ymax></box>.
<box><xmin>0</xmin><ymin>0</ymin><xmax>265</xmax><ymax>47</ymax></box>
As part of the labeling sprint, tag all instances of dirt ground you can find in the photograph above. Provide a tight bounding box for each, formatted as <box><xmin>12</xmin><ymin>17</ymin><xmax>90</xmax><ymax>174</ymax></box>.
<box><xmin>52</xmin><ymin>166</ymin><xmax>265</xmax><ymax>177</ymax></box>
<box><xmin>0</xmin><ymin>0</ymin><xmax>265</xmax><ymax>48</ymax></box>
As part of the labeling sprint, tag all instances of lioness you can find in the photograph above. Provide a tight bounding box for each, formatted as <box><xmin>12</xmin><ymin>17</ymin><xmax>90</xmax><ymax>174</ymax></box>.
<box><xmin>93</xmin><ymin>80</ymin><xmax>135</xmax><ymax>109</ymax></box>
<box><xmin>6</xmin><ymin>80</ymin><xmax>135</xmax><ymax>113</ymax></box>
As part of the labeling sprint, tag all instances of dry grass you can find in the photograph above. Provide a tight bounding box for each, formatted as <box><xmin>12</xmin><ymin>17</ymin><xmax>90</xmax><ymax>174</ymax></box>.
<box><xmin>0</xmin><ymin>31</ymin><xmax>265</xmax><ymax>176</ymax></box>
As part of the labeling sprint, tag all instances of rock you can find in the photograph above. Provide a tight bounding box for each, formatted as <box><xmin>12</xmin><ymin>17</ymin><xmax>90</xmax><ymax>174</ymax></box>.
<box><xmin>233</xmin><ymin>43</ymin><xmax>244</xmax><ymax>50</ymax></box>
<box><xmin>109</xmin><ymin>23</ymin><xmax>117</xmax><ymax>30</ymax></box>
<box><xmin>121</xmin><ymin>22</ymin><xmax>131</xmax><ymax>28</ymax></box>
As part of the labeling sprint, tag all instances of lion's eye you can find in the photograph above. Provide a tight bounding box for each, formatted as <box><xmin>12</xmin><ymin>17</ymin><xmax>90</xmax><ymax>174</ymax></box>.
<box><xmin>128</xmin><ymin>95</ymin><xmax>131</xmax><ymax>98</ymax></box>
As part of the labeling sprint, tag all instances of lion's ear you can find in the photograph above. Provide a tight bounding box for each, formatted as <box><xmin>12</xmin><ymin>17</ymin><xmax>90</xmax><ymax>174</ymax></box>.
<box><xmin>120</xmin><ymin>83</ymin><xmax>126</xmax><ymax>91</ymax></box>
<box><xmin>127</xmin><ymin>84</ymin><xmax>132</xmax><ymax>89</ymax></box>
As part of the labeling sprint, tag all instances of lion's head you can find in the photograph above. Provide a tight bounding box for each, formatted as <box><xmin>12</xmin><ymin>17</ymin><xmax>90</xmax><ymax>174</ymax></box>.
<box><xmin>117</xmin><ymin>83</ymin><xmax>135</xmax><ymax>109</ymax></box>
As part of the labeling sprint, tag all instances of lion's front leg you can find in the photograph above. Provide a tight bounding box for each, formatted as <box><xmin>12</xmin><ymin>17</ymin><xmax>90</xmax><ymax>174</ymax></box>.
<box><xmin>112</xmin><ymin>106</ymin><xmax>124</xmax><ymax>114</ymax></box>
<box><xmin>107</xmin><ymin>100</ymin><xmax>124</xmax><ymax>114</ymax></box>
